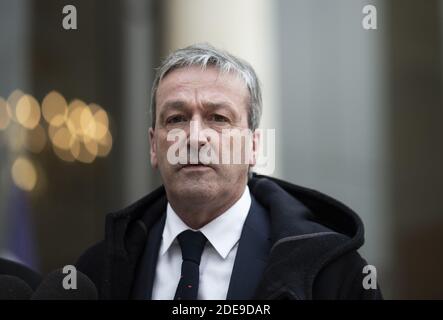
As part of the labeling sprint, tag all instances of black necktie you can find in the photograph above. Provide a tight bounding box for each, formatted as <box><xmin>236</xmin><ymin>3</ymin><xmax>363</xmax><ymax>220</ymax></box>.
<box><xmin>174</xmin><ymin>230</ymin><xmax>207</xmax><ymax>300</ymax></box>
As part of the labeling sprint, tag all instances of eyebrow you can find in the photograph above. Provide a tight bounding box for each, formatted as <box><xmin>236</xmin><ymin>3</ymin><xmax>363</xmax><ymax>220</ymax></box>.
<box><xmin>158</xmin><ymin>100</ymin><xmax>238</xmax><ymax>122</ymax></box>
<box><xmin>161</xmin><ymin>100</ymin><xmax>188</xmax><ymax>111</ymax></box>
<box><xmin>202</xmin><ymin>101</ymin><xmax>235</xmax><ymax>112</ymax></box>
<box><xmin>158</xmin><ymin>101</ymin><xmax>185</xmax><ymax>124</ymax></box>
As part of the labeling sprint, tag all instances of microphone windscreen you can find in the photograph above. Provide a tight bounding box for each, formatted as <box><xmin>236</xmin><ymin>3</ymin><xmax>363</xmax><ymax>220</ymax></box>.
<box><xmin>0</xmin><ymin>257</ymin><xmax>42</xmax><ymax>290</ymax></box>
<box><xmin>0</xmin><ymin>275</ymin><xmax>33</xmax><ymax>300</ymax></box>
<box><xmin>31</xmin><ymin>269</ymin><xmax>98</xmax><ymax>300</ymax></box>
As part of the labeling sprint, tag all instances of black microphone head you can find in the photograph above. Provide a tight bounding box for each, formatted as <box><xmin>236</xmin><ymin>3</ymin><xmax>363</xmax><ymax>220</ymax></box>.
<box><xmin>0</xmin><ymin>257</ymin><xmax>42</xmax><ymax>290</ymax></box>
<box><xmin>0</xmin><ymin>275</ymin><xmax>33</xmax><ymax>300</ymax></box>
<box><xmin>31</xmin><ymin>268</ymin><xmax>97</xmax><ymax>300</ymax></box>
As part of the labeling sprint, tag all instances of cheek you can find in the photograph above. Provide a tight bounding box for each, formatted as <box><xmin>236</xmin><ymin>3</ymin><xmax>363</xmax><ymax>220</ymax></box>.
<box><xmin>158</xmin><ymin>130</ymin><xmax>175</xmax><ymax>146</ymax></box>
<box><xmin>222</xmin><ymin>134</ymin><xmax>250</xmax><ymax>150</ymax></box>
<box><xmin>153</xmin><ymin>133</ymin><xmax>170</xmax><ymax>160</ymax></box>
<box><xmin>224</xmin><ymin>133</ymin><xmax>254</xmax><ymax>166</ymax></box>
<box><xmin>157</xmin><ymin>131</ymin><xmax>187</xmax><ymax>164</ymax></box>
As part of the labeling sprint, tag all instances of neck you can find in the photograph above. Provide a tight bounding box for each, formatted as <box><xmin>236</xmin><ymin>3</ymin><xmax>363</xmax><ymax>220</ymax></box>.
<box><xmin>166</xmin><ymin>186</ymin><xmax>246</xmax><ymax>229</ymax></box>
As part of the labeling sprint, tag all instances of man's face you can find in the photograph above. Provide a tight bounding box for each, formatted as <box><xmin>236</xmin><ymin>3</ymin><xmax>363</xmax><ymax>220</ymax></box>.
<box><xmin>149</xmin><ymin>66</ymin><xmax>258</xmax><ymax>204</ymax></box>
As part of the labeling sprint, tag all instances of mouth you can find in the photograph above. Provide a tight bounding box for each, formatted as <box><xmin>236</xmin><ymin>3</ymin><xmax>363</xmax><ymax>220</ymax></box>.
<box><xmin>179</xmin><ymin>163</ymin><xmax>214</xmax><ymax>171</ymax></box>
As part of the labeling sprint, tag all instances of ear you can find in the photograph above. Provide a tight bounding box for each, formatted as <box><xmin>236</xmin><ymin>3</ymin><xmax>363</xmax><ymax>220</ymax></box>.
<box><xmin>149</xmin><ymin>127</ymin><xmax>158</xmax><ymax>169</ymax></box>
<box><xmin>249</xmin><ymin>129</ymin><xmax>261</xmax><ymax>167</ymax></box>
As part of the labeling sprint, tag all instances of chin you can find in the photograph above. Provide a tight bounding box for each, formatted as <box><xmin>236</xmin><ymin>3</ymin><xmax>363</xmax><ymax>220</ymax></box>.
<box><xmin>173</xmin><ymin>178</ymin><xmax>218</xmax><ymax>199</ymax></box>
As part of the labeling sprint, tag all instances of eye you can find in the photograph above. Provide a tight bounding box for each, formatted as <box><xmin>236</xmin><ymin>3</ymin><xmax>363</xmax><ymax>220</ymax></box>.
<box><xmin>209</xmin><ymin>114</ymin><xmax>229</xmax><ymax>123</ymax></box>
<box><xmin>166</xmin><ymin>115</ymin><xmax>187</xmax><ymax>124</ymax></box>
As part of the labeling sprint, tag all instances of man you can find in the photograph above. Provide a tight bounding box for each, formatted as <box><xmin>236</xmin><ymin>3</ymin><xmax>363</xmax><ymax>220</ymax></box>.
<box><xmin>76</xmin><ymin>43</ymin><xmax>382</xmax><ymax>300</ymax></box>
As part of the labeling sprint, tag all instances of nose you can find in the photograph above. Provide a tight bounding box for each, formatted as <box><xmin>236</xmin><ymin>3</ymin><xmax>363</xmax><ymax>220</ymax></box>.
<box><xmin>188</xmin><ymin>117</ymin><xmax>210</xmax><ymax>147</ymax></box>
<box><xmin>187</xmin><ymin>117</ymin><xmax>211</xmax><ymax>164</ymax></box>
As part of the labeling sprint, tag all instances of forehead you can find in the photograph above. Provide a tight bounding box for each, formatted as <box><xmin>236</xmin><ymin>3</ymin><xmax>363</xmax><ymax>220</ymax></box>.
<box><xmin>156</xmin><ymin>65</ymin><xmax>249</xmax><ymax>107</ymax></box>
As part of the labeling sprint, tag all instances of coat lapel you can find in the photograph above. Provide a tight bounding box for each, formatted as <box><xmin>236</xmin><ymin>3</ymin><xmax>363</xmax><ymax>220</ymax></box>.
<box><xmin>131</xmin><ymin>213</ymin><xmax>166</xmax><ymax>299</ymax></box>
<box><xmin>226</xmin><ymin>196</ymin><xmax>272</xmax><ymax>300</ymax></box>
<box><xmin>107</xmin><ymin>193</ymin><xmax>166</xmax><ymax>299</ymax></box>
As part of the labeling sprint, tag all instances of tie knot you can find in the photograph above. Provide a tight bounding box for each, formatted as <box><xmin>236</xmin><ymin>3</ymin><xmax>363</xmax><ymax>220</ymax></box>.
<box><xmin>177</xmin><ymin>230</ymin><xmax>207</xmax><ymax>265</ymax></box>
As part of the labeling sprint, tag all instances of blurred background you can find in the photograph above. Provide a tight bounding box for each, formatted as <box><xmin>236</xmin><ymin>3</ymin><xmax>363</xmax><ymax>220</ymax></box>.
<box><xmin>0</xmin><ymin>0</ymin><xmax>442</xmax><ymax>299</ymax></box>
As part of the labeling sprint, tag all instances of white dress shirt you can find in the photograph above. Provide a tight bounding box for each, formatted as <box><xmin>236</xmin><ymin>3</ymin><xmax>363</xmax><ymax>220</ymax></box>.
<box><xmin>151</xmin><ymin>186</ymin><xmax>251</xmax><ymax>300</ymax></box>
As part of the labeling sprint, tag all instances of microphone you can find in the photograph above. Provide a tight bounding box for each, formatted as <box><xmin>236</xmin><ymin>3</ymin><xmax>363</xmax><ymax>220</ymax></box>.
<box><xmin>31</xmin><ymin>269</ymin><xmax>98</xmax><ymax>300</ymax></box>
<box><xmin>0</xmin><ymin>275</ymin><xmax>33</xmax><ymax>300</ymax></box>
<box><xmin>0</xmin><ymin>257</ymin><xmax>42</xmax><ymax>290</ymax></box>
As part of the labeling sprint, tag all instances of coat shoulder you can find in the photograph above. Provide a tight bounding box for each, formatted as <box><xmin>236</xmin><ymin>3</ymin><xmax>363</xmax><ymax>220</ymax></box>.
<box><xmin>313</xmin><ymin>250</ymin><xmax>382</xmax><ymax>300</ymax></box>
<box><xmin>75</xmin><ymin>240</ymin><xmax>106</xmax><ymax>292</ymax></box>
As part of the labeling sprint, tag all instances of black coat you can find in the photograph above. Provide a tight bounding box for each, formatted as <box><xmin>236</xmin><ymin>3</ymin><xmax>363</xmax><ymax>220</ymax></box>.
<box><xmin>76</xmin><ymin>174</ymin><xmax>382</xmax><ymax>300</ymax></box>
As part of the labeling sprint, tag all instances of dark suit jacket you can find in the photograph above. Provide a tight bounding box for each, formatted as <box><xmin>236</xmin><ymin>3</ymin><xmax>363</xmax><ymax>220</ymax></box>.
<box><xmin>131</xmin><ymin>196</ymin><xmax>271</xmax><ymax>299</ymax></box>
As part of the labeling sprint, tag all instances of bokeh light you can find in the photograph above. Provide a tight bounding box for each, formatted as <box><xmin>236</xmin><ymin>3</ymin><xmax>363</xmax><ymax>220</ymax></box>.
<box><xmin>1</xmin><ymin>89</ymin><xmax>113</xmax><ymax>166</ymax></box>
<box><xmin>97</xmin><ymin>130</ymin><xmax>112</xmax><ymax>157</ymax></box>
<box><xmin>90</xmin><ymin>103</ymin><xmax>109</xmax><ymax>140</ymax></box>
<box><xmin>42</xmin><ymin>91</ymin><xmax>68</xmax><ymax>127</ymax></box>
<box><xmin>50</xmin><ymin>126</ymin><xmax>73</xmax><ymax>150</ymax></box>
<box><xmin>11</xmin><ymin>157</ymin><xmax>37</xmax><ymax>191</ymax></box>
<box><xmin>52</xmin><ymin>144</ymin><xmax>75</xmax><ymax>162</ymax></box>
<box><xmin>66</xmin><ymin>99</ymin><xmax>88</xmax><ymax>139</ymax></box>
<box><xmin>73</xmin><ymin>141</ymin><xmax>96</xmax><ymax>164</ymax></box>
<box><xmin>80</xmin><ymin>106</ymin><xmax>96</xmax><ymax>141</ymax></box>
<box><xmin>6</xmin><ymin>89</ymin><xmax>24</xmax><ymax>122</ymax></box>
<box><xmin>16</xmin><ymin>94</ymin><xmax>41</xmax><ymax>129</ymax></box>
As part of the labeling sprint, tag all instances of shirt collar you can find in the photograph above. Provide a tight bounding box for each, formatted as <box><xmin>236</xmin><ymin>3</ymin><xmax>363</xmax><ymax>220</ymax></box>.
<box><xmin>160</xmin><ymin>186</ymin><xmax>252</xmax><ymax>259</ymax></box>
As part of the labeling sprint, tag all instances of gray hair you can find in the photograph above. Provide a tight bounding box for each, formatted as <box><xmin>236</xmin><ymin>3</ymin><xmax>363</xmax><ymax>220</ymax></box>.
<box><xmin>150</xmin><ymin>43</ymin><xmax>262</xmax><ymax>131</ymax></box>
